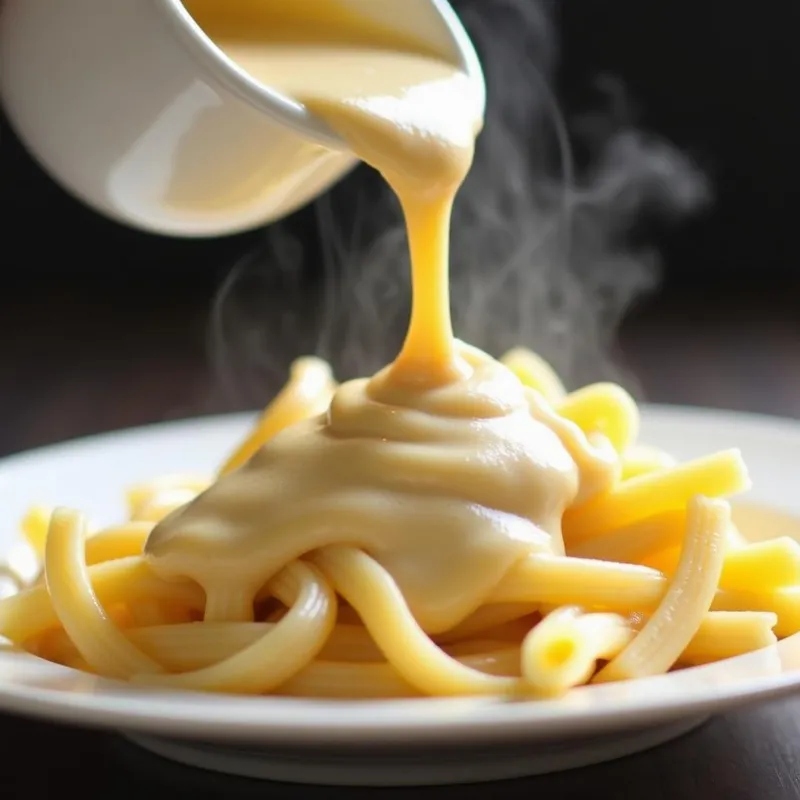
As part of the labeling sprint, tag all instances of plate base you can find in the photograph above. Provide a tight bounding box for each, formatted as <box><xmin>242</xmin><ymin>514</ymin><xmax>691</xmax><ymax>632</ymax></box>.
<box><xmin>122</xmin><ymin>714</ymin><xmax>709</xmax><ymax>786</ymax></box>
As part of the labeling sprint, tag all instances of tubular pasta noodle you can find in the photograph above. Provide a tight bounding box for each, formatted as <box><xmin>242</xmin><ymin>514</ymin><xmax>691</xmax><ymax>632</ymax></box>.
<box><xmin>525</xmin><ymin>390</ymin><xmax>619</xmax><ymax>506</ymax></box>
<box><xmin>132</xmin><ymin>490</ymin><xmax>204</xmax><ymax>524</ymax></box>
<box><xmin>282</xmin><ymin>646</ymin><xmax>522</xmax><ymax>699</ymax></box>
<box><xmin>29</xmin><ymin>603</ymin><xmax>137</xmax><ymax>664</ymax></box>
<box><xmin>566</xmin><ymin>509</ymin><xmax>686</xmax><ymax>565</ymax></box>
<box><xmin>492</xmin><ymin>549</ymin><xmax>800</xmax><ymax>641</ymax></box>
<box><xmin>47</xmin><ymin>619</ymin><xmax>519</xmax><ymax>694</ymax></box>
<box><xmin>125</xmin><ymin>621</ymin><xmax>381</xmax><ymax>669</ymax></box>
<box><xmin>133</xmin><ymin>562</ymin><xmax>337</xmax><ymax>694</ymax></box>
<box><xmin>44</xmin><ymin>509</ymin><xmax>162</xmax><ymax>678</ymax></box>
<box><xmin>521</xmin><ymin>606</ymin><xmax>632</xmax><ymax>694</ymax></box>
<box><xmin>219</xmin><ymin>356</ymin><xmax>336</xmax><ymax>476</ymax></box>
<box><xmin>0</xmin><ymin>556</ymin><xmax>203</xmax><ymax>643</ymax></box>
<box><xmin>563</xmin><ymin>449</ymin><xmax>750</xmax><ymax>544</ymax></box>
<box><xmin>594</xmin><ymin>496</ymin><xmax>729</xmax><ymax>682</ymax></box>
<box><xmin>568</xmin><ymin>512</ymin><xmax>764</xmax><ymax>574</ymax></box>
<box><xmin>280</xmin><ymin>661</ymin><xmax>420</xmax><ymax>698</ymax></box>
<box><xmin>286</xmin><ymin>646</ymin><xmax>522</xmax><ymax>698</ymax></box>
<box><xmin>126</xmin><ymin>474</ymin><xmax>211</xmax><ymax>517</ymax></box>
<box><xmin>492</xmin><ymin>554</ymin><xmax>666</xmax><ymax>610</ymax></box>
<box><xmin>128</xmin><ymin>600</ymin><xmax>170</xmax><ymax>628</ymax></box>
<box><xmin>620</xmin><ymin>444</ymin><xmax>677</xmax><ymax>480</ymax></box>
<box><xmin>21</xmin><ymin>506</ymin><xmax>51</xmax><ymax>559</ymax></box>
<box><xmin>640</xmin><ymin>546</ymin><xmax>682</xmax><ymax>575</ymax></box>
<box><xmin>499</xmin><ymin>347</ymin><xmax>566</xmax><ymax>404</ymax></box>
<box><xmin>555</xmin><ymin>383</ymin><xmax>640</xmax><ymax>454</ymax></box>
<box><xmin>310</xmin><ymin>546</ymin><xmax>520</xmax><ymax>697</ymax></box>
<box><xmin>719</xmin><ymin>537</ymin><xmax>800</xmax><ymax>590</ymax></box>
<box><xmin>679</xmin><ymin>611</ymin><xmax>778</xmax><ymax>665</ymax></box>
<box><xmin>711</xmin><ymin>587</ymin><xmax>800</xmax><ymax>639</ymax></box>
<box><xmin>85</xmin><ymin>523</ymin><xmax>153</xmax><ymax>565</ymax></box>
<box><xmin>434</xmin><ymin>603</ymin><xmax>538</xmax><ymax>643</ymax></box>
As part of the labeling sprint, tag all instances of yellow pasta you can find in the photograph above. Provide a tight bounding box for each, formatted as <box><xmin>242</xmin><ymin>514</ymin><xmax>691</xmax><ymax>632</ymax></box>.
<box><xmin>594</xmin><ymin>496</ymin><xmax>729</xmax><ymax>682</ymax></box>
<box><xmin>499</xmin><ymin>347</ymin><xmax>566</xmax><ymax>404</ymax></box>
<box><xmin>492</xmin><ymin>554</ymin><xmax>666</xmax><ymax>610</ymax></box>
<box><xmin>679</xmin><ymin>611</ymin><xmax>778</xmax><ymax>665</ymax></box>
<box><xmin>620</xmin><ymin>444</ymin><xmax>677</xmax><ymax>480</ymax></box>
<box><xmin>2</xmin><ymin>365</ymin><xmax>795</xmax><ymax>700</ymax></box>
<box><xmin>113</xmin><ymin>620</ymin><xmax>517</xmax><ymax>698</ymax></box>
<box><xmin>719</xmin><ymin>537</ymin><xmax>800</xmax><ymax>591</ymax></box>
<box><xmin>126</xmin><ymin>475</ymin><xmax>210</xmax><ymax>518</ymax></box>
<box><xmin>567</xmin><ymin>508</ymin><xmax>686</xmax><ymax>565</ymax></box>
<box><xmin>640</xmin><ymin>546</ymin><xmax>682</xmax><ymax>574</ymax></box>
<box><xmin>132</xmin><ymin>490</ymin><xmax>204</xmax><ymax>524</ymax></box>
<box><xmin>279</xmin><ymin>661</ymin><xmax>421</xmax><ymax>699</ymax></box>
<box><xmin>132</xmin><ymin>562</ymin><xmax>337</xmax><ymax>693</ymax></box>
<box><xmin>521</xmin><ymin>606</ymin><xmax>632</xmax><ymax>694</ymax></box>
<box><xmin>20</xmin><ymin>506</ymin><xmax>51</xmax><ymax>559</ymax></box>
<box><xmin>44</xmin><ymin>509</ymin><xmax>163</xmax><ymax>678</ymax></box>
<box><xmin>435</xmin><ymin>603</ymin><xmax>538</xmax><ymax>643</ymax></box>
<box><xmin>125</xmin><ymin>621</ymin><xmax>378</xmax><ymax>670</ymax></box>
<box><xmin>0</xmin><ymin>0</ymin><xmax>796</xmax><ymax>705</ymax></box>
<box><xmin>563</xmin><ymin>450</ymin><xmax>750</xmax><ymax>544</ymax></box>
<box><xmin>712</xmin><ymin>587</ymin><xmax>800</xmax><ymax>639</ymax></box>
<box><xmin>570</xmin><ymin>511</ymin><xmax>768</xmax><ymax>575</ymax></box>
<box><xmin>555</xmin><ymin>383</ymin><xmax>640</xmax><ymax>454</ymax></box>
<box><xmin>220</xmin><ymin>356</ymin><xmax>336</xmax><ymax>476</ymax></box>
<box><xmin>85</xmin><ymin>523</ymin><xmax>153</xmax><ymax>566</ymax></box>
<box><xmin>0</xmin><ymin>556</ymin><xmax>203</xmax><ymax>643</ymax></box>
<box><xmin>309</xmin><ymin>546</ymin><xmax>519</xmax><ymax>697</ymax></box>
<box><xmin>1</xmin><ymin>399</ymin><xmax>796</xmax><ymax>700</ymax></box>
<box><xmin>128</xmin><ymin>600</ymin><xmax>172</xmax><ymax>628</ymax></box>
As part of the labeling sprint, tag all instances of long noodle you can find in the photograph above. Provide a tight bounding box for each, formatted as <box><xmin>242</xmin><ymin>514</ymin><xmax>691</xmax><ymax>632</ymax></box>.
<box><xmin>131</xmin><ymin>562</ymin><xmax>336</xmax><ymax>693</ymax></box>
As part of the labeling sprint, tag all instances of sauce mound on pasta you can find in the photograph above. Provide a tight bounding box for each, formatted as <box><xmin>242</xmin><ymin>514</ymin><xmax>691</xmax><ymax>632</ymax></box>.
<box><xmin>146</xmin><ymin>343</ymin><xmax>617</xmax><ymax>635</ymax></box>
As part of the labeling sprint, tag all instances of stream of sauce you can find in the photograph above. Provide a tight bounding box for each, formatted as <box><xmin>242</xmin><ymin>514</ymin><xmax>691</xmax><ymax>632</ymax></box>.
<box><xmin>143</xmin><ymin>0</ymin><xmax>618</xmax><ymax>631</ymax></box>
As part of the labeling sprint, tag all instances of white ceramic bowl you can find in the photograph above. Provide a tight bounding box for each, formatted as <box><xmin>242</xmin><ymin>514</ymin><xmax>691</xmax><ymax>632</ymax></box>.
<box><xmin>0</xmin><ymin>0</ymin><xmax>484</xmax><ymax>237</ymax></box>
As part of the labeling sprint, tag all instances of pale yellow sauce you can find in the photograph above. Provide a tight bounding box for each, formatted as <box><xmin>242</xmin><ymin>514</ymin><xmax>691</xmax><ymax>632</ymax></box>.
<box><xmin>145</xmin><ymin>0</ymin><xmax>617</xmax><ymax>632</ymax></box>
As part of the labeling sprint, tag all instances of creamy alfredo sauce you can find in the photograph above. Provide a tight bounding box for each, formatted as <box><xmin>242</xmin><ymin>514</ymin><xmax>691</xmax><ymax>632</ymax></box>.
<box><xmin>144</xmin><ymin>0</ymin><xmax>617</xmax><ymax>632</ymax></box>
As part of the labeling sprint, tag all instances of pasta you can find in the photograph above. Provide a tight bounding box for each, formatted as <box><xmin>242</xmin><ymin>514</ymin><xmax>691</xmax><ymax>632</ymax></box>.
<box><xmin>1</xmin><ymin>351</ymin><xmax>797</xmax><ymax>700</ymax></box>
<box><xmin>0</xmin><ymin>0</ymin><xmax>797</xmax><ymax>703</ymax></box>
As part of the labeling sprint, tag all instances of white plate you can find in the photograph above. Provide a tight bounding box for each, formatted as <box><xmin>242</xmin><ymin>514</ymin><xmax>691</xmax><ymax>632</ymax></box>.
<box><xmin>1</xmin><ymin>406</ymin><xmax>800</xmax><ymax>786</ymax></box>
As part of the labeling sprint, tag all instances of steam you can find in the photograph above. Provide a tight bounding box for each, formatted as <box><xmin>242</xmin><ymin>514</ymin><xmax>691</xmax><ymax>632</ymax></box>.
<box><xmin>210</xmin><ymin>0</ymin><xmax>708</xmax><ymax>407</ymax></box>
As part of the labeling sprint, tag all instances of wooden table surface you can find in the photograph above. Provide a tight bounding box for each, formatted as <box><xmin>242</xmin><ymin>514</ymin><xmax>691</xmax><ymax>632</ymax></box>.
<box><xmin>1</xmin><ymin>279</ymin><xmax>799</xmax><ymax>798</ymax></box>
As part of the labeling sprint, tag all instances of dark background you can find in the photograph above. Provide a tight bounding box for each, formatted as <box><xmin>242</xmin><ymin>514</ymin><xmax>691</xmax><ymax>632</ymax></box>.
<box><xmin>559</xmin><ymin>1</ymin><xmax>799</xmax><ymax>289</ymax></box>
<box><xmin>3</xmin><ymin>1</ymin><xmax>798</xmax><ymax>287</ymax></box>
<box><xmin>0</xmin><ymin>0</ymin><xmax>799</xmax><ymax>457</ymax></box>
